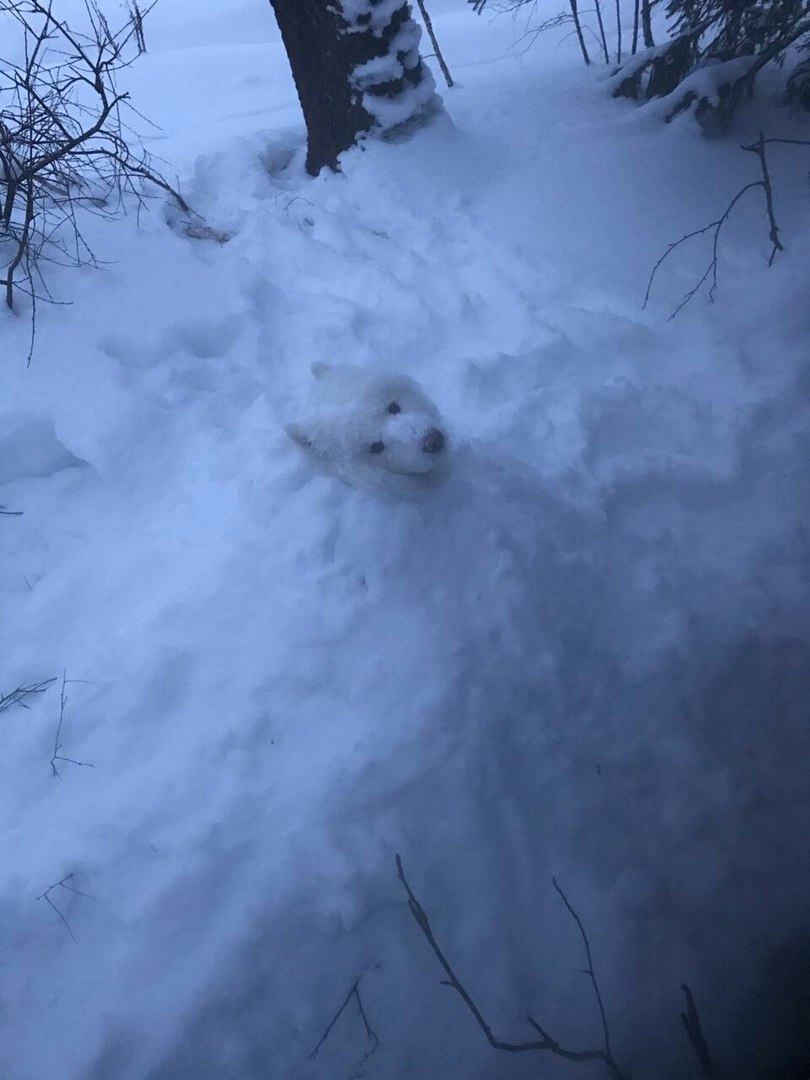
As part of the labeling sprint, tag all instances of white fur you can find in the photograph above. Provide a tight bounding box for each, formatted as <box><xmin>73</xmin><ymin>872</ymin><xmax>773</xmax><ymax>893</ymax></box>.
<box><xmin>286</xmin><ymin>363</ymin><xmax>450</xmax><ymax>499</ymax></box>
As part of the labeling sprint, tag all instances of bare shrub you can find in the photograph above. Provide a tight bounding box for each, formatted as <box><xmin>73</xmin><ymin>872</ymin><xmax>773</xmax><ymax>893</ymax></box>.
<box><xmin>0</xmin><ymin>0</ymin><xmax>190</xmax><ymax>330</ymax></box>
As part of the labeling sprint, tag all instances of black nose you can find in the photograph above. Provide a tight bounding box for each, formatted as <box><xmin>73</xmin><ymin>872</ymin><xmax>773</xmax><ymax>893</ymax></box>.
<box><xmin>422</xmin><ymin>428</ymin><xmax>445</xmax><ymax>454</ymax></box>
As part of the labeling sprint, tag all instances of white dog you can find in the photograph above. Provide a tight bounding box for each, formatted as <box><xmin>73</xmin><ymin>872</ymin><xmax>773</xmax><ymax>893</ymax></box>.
<box><xmin>286</xmin><ymin>363</ymin><xmax>450</xmax><ymax>499</ymax></box>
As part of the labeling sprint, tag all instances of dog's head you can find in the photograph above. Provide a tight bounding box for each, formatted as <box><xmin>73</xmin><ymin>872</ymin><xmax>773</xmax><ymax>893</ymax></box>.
<box><xmin>286</xmin><ymin>363</ymin><xmax>450</xmax><ymax>495</ymax></box>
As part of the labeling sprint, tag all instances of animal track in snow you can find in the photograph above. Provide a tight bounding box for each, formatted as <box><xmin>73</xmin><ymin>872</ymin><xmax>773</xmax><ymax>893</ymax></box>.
<box><xmin>166</xmin><ymin>315</ymin><xmax>242</xmax><ymax>360</ymax></box>
<box><xmin>0</xmin><ymin>414</ymin><xmax>86</xmax><ymax>486</ymax></box>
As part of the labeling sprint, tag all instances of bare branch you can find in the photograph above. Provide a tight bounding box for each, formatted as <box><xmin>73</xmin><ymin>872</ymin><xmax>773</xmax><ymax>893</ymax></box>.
<box><xmin>35</xmin><ymin>872</ymin><xmax>96</xmax><ymax>943</ymax></box>
<box><xmin>50</xmin><ymin>669</ymin><xmax>94</xmax><ymax>777</ymax></box>
<box><xmin>308</xmin><ymin>969</ymin><xmax>380</xmax><ymax>1066</ymax></box>
<box><xmin>1</xmin><ymin>0</ymin><xmax>196</xmax><ymax>331</ymax></box>
<box><xmin>644</xmin><ymin>181</ymin><xmax>764</xmax><ymax>318</ymax></box>
<box><xmin>614</xmin><ymin>0</ymin><xmax>622</xmax><ymax>62</ymax></box>
<box><xmin>0</xmin><ymin>675</ymin><xmax>56</xmax><ymax>714</ymax></box>
<box><xmin>414</xmin><ymin>0</ymin><xmax>454</xmax><ymax>87</ymax></box>
<box><xmin>644</xmin><ymin>130</ymin><xmax>802</xmax><ymax>317</ymax></box>
<box><xmin>552</xmin><ymin>876</ymin><xmax>614</xmax><ymax>1061</ymax></box>
<box><xmin>680</xmin><ymin>983</ymin><xmax>719</xmax><ymax>1077</ymax></box>
<box><xmin>395</xmin><ymin>854</ymin><xmax>631</xmax><ymax>1079</ymax></box>
<box><xmin>741</xmin><ymin>131</ymin><xmax>787</xmax><ymax>267</ymax></box>
<box><xmin>593</xmin><ymin>0</ymin><xmax>610</xmax><ymax>64</ymax></box>
<box><xmin>570</xmin><ymin>0</ymin><xmax>591</xmax><ymax>64</ymax></box>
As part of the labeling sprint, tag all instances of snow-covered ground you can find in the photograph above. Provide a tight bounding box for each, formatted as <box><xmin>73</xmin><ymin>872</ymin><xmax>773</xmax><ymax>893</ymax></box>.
<box><xmin>2</xmin><ymin>2</ymin><xmax>809</xmax><ymax>1078</ymax></box>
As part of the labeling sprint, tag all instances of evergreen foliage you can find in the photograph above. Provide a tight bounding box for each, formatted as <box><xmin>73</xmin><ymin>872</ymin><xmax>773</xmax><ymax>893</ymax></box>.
<box><xmin>615</xmin><ymin>0</ymin><xmax>810</xmax><ymax>123</ymax></box>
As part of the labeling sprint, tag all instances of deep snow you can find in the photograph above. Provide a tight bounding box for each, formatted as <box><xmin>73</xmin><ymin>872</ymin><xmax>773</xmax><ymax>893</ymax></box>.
<box><xmin>1</xmin><ymin>2</ymin><xmax>809</xmax><ymax>1079</ymax></box>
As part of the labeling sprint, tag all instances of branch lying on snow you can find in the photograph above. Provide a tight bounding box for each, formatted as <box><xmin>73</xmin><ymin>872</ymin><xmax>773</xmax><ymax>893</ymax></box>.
<box><xmin>308</xmin><ymin>966</ymin><xmax>381</xmax><ymax>1065</ymax></box>
<box><xmin>395</xmin><ymin>854</ymin><xmax>631</xmax><ymax>1080</ymax></box>
<box><xmin>681</xmin><ymin>983</ymin><xmax>720</xmax><ymax>1078</ymax></box>
<box><xmin>50</xmin><ymin>669</ymin><xmax>94</xmax><ymax>778</ymax></box>
<box><xmin>396</xmin><ymin>855</ymin><xmax>726</xmax><ymax>1075</ymax></box>
<box><xmin>551</xmin><ymin>875</ymin><xmax>615</xmax><ymax>1061</ymax></box>
<box><xmin>0</xmin><ymin>675</ymin><xmax>56</xmax><ymax>715</ymax></box>
<box><xmin>644</xmin><ymin>131</ymin><xmax>810</xmax><ymax>318</ymax></box>
<box><xmin>35</xmin><ymin>872</ymin><xmax>96</xmax><ymax>943</ymax></box>
<box><xmin>644</xmin><ymin>179</ymin><xmax>766</xmax><ymax>319</ymax></box>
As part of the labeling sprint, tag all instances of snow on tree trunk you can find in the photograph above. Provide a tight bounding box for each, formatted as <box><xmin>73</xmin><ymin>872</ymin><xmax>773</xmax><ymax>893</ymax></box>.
<box><xmin>268</xmin><ymin>0</ymin><xmax>440</xmax><ymax>176</ymax></box>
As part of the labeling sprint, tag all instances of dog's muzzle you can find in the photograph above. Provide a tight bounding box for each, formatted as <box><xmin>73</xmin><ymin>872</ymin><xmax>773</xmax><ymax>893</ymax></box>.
<box><xmin>422</xmin><ymin>428</ymin><xmax>445</xmax><ymax>454</ymax></box>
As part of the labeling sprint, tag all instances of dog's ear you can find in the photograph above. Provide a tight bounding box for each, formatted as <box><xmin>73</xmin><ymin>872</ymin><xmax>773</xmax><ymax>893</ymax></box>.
<box><xmin>285</xmin><ymin>422</ymin><xmax>313</xmax><ymax>449</ymax></box>
<box><xmin>310</xmin><ymin>361</ymin><xmax>332</xmax><ymax>380</ymax></box>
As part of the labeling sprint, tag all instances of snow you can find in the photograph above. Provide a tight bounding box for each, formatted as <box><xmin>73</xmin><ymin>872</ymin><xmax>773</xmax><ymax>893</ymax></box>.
<box><xmin>346</xmin><ymin>5</ymin><xmax>438</xmax><ymax>133</ymax></box>
<box><xmin>352</xmin><ymin>23</ymin><xmax>423</xmax><ymax>87</ymax></box>
<box><xmin>341</xmin><ymin>0</ymin><xmax>408</xmax><ymax>34</ymax></box>
<box><xmin>360</xmin><ymin>67</ymin><xmax>439</xmax><ymax>130</ymax></box>
<box><xmin>1</xmin><ymin>2</ymin><xmax>809</xmax><ymax>1079</ymax></box>
<box><xmin>647</xmin><ymin>55</ymin><xmax>761</xmax><ymax>120</ymax></box>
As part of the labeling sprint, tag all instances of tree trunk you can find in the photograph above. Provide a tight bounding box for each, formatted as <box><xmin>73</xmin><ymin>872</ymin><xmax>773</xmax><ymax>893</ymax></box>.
<box><xmin>594</xmin><ymin>0</ymin><xmax>611</xmax><ymax>64</ymax></box>
<box><xmin>414</xmin><ymin>0</ymin><xmax>454</xmax><ymax>87</ymax></box>
<box><xmin>268</xmin><ymin>0</ymin><xmax>437</xmax><ymax>177</ymax></box>
<box><xmin>615</xmin><ymin>0</ymin><xmax>623</xmax><ymax>61</ymax></box>
<box><xmin>641</xmin><ymin>0</ymin><xmax>655</xmax><ymax>48</ymax></box>
<box><xmin>569</xmin><ymin>0</ymin><xmax>592</xmax><ymax>65</ymax></box>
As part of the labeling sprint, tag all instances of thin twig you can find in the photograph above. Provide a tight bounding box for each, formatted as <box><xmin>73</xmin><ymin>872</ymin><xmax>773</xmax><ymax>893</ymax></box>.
<box><xmin>308</xmin><ymin>971</ymin><xmax>380</xmax><ymax>1064</ymax></box>
<box><xmin>50</xmin><ymin>669</ymin><xmax>94</xmax><ymax>777</ymax></box>
<box><xmin>645</xmin><ymin>127</ymin><xmax>803</xmax><ymax>316</ymax></box>
<box><xmin>593</xmin><ymin>0</ymin><xmax>610</xmax><ymax>63</ymax></box>
<box><xmin>414</xmin><ymin>0</ymin><xmax>454</xmax><ymax>87</ymax></box>
<box><xmin>552</xmin><ymin>876</ymin><xmax>613</xmax><ymax>1061</ymax></box>
<box><xmin>749</xmin><ymin>137</ymin><xmax>810</xmax><ymax>149</ymax></box>
<box><xmin>644</xmin><ymin>181</ymin><xmax>764</xmax><ymax>318</ymax></box>
<box><xmin>27</xmin><ymin>245</ymin><xmax>37</xmax><ymax>365</ymax></box>
<box><xmin>680</xmin><ymin>983</ymin><xmax>719</xmax><ymax>1077</ymax></box>
<box><xmin>1</xmin><ymin>0</ymin><xmax>195</xmax><ymax>340</ymax></box>
<box><xmin>614</xmin><ymin>0</ymin><xmax>622</xmax><ymax>62</ymax></box>
<box><xmin>570</xmin><ymin>0</ymin><xmax>591</xmax><ymax>64</ymax></box>
<box><xmin>740</xmin><ymin>131</ymin><xmax>786</xmax><ymax>267</ymax></box>
<box><xmin>0</xmin><ymin>676</ymin><xmax>56</xmax><ymax>714</ymax></box>
<box><xmin>35</xmin><ymin>872</ymin><xmax>96</xmax><ymax>943</ymax></box>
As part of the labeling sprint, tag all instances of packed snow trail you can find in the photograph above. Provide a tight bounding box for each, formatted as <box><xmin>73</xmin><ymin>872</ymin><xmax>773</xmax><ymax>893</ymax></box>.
<box><xmin>1</xmin><ymin>2</ymin><xmax>809</xmax><ymax>1078</ymax></box>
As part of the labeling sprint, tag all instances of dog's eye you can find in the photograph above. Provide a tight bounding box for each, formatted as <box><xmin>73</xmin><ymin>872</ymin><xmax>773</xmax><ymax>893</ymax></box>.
<box><xmin>369</xmin><ymin>440</ymin><xmax>385</xmax><ymax>454</ymax></box>
<box><xmin>386</xmin><ymin>402</ymin><xmax>401</xmax><ymax>415</ymax></box>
